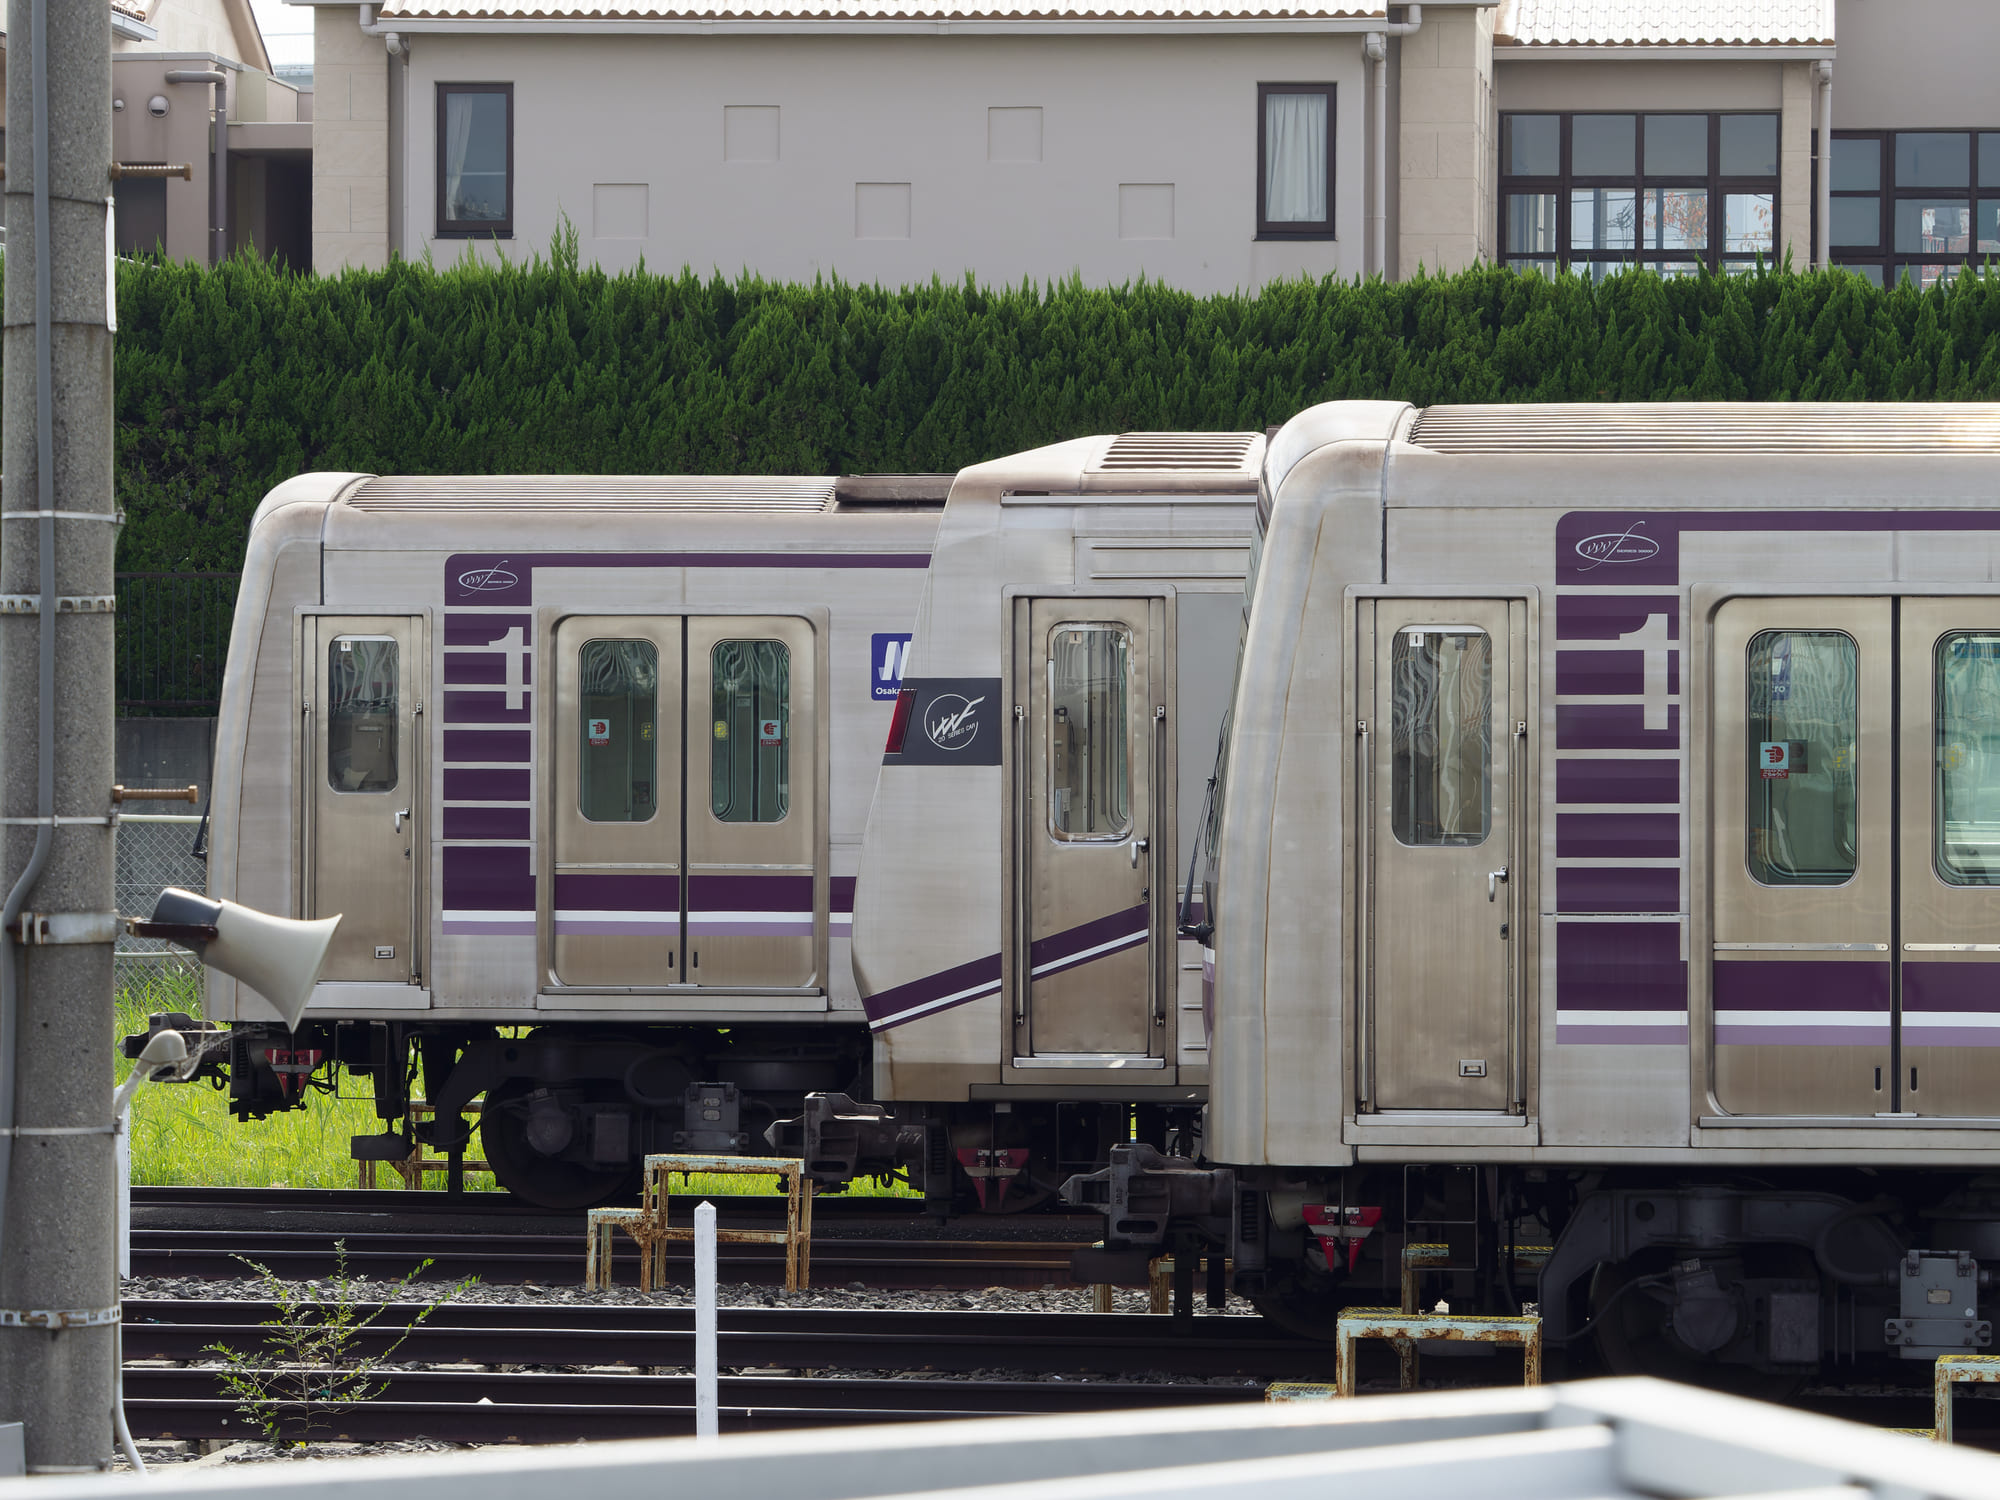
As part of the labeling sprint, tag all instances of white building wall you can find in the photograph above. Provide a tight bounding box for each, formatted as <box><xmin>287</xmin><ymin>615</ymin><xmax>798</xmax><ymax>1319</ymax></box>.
<box><xmin>314</xmin><ymin>4</ymin><xmax>391</xmax><ymax>270</ymax></box>
<box><xmin>392</xmin><ymin>32</ymin><xmax>1367</xmax><ymax>293</ymax></box>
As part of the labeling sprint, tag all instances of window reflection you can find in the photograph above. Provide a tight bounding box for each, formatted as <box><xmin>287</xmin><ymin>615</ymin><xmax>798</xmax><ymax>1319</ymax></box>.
<box><xmin>711</xmin><ymin>641</ymin><xmax>790</xmax><ymax>824</ymax></box>
<box><xmin>1938</xmin><ymin>633</ymin><xmax>2000</xmax><ymax>885</ymax></box>
<box><xmin>328</xmin><ymin>637</ymin><xmax>399</xmax><ymax>793</ymax></box>
<box><xmin>1048</xmin><ymin>626</ymin><xmax>1131</xmax><ymax>840</ymax></box>
<box><xmin>1391</xmin><ymin>629</ymin><xmax>1490</xmax><ymax>848</ymax></box>
<box><xmin>579</xmin><ymin>640</ymin><xmax>658</xmax><ymax>823</ymax></box>
<box><xmin>1747</xmin><ymin>631</ymin><xmax>1858</xmax><ymax>887</ymax></box>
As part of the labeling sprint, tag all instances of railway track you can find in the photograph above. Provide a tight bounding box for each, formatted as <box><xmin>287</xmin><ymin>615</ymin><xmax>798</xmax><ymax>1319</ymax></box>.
<box><xmin>127</xmin><ymin>1229</ymin><xmax>1079</xmax><ymax>1289</ymax></box>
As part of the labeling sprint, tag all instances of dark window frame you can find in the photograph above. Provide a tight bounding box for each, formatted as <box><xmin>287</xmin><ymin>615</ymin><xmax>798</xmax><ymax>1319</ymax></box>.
<box><xmin>1256</xmin><ymin>82</ymin><xmax>1337</xmax><ymax>241</ymax></box>
<box><xmin>435</xmin><ymin>82</ymin><xmax>514</xmax><ymax>240</ymax></box>
<box><xmin>1821</xmin><ymin>128</ymin><xmax>2000</xmax><ymax>289</ymax></box>
<box><xmin>1498</xmin><ymin>110</ymin><xmax>1782</xmax><ymax>278</ymax></box>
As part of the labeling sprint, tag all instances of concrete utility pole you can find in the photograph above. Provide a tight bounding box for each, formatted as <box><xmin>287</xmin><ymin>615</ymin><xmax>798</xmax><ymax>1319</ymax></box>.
<box><xmin>0</xmin><ymin>0</ymin><xmax>119</xmax><ymax>1474</ymax></box>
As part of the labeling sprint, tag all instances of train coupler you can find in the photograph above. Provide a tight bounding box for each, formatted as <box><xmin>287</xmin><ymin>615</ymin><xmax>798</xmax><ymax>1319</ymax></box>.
<box><xmin>765</xmin><ymin>1092</ymin><xmax>925</xmax><ymax>1188</ymax></box>
<box><xmin>1060</xmin><ymin>1142</ymin><xmax>1235</xmax><ymax>1258</ymax></box>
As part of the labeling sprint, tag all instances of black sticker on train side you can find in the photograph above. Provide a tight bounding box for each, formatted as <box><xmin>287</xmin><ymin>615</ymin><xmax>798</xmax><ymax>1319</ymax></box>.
<box><xmin>887</xmin><ymin>678</ymin><xmax>1002</xmax><ymax>765</ymax></box>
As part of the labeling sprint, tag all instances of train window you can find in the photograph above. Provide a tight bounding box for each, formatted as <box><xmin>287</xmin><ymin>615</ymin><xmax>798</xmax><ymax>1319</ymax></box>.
<box><xmin>326</xmin><ymin>636</ymin><xmax>399</xmax><ymax>793</ymax></box>
<box><xmin>1746</xmin><ymin>631</ymin><xmax>1858</xmax><ymax>887</ymax></box>
<box><xmin>711</xmin><ymin>640</ymin><xmax>790</xmax><ymax>823</ymax></box>
<box><xmin>1389</xmin><ymin>629</ymin><xmax>1490</xmax><ymax>848</ymax></box>
<box><xmin>1935</xmin><ymin>633</ymin><xmax>2000</xmax><ymax>885</ymax></box>
<box><xmin>1048</xmin><ymin>625</ymin><xmax>1131</xmax><ymax>841</ymax></box>
<box><xmin>578</xmin><ymin>639</ymin><xmax>658</xmax><ymax>823</ymax></box>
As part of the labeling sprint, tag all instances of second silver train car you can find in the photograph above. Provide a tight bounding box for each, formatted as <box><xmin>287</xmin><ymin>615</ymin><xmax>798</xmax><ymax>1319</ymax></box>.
<box><xmin>1069</xmin><ymin>400</ymin><xmax>2000</xmax><ymax>1385</ymax></box>
<box><xmin>168</xmin><ymin>435</ymin><xmax>1260</xmax><ymax>1209</ymax></box>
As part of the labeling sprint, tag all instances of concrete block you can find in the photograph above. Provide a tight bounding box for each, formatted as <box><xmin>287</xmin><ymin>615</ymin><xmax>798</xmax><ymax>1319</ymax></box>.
<box><xmin>1400</xmin><ymin>125</ymin><xmax>1438</xmax><ymax>179</ymax></box>
<box><xmin>1435</xmin><ymin>122</ymin><xmax>1479</xmax><ymax>182</ymax></box>
<box><xmin>311</xmin><ymin>179</ymin><xmax>351</xmax><ymax>234</ymax></box>
<box><xmin>1400</xmin><ymin>68</ymin><xmax>1482</xmax><ymax>128</ymax></box>
<box><xmin>1398</xmin><ymin>175</ymin><xmax>1476</xmax><ymax>237</ymax></box>
<box><xmin>348</xmin><ymin>66</ymin><xmax>388</xmax><ymax>125</ymax></box>
<box><xmin>312</xmin><ymin>66</ymin><xmax>350</xmax><ymax>124</ymax></box>
<box><xmin>347</xmin><ymin>181</ymin><xmax>389</xmax><ymax>234</ymax></box>
<box><xmin>315</xmin><ymin>231</ymin><xmax>389</xmax><ymax>272</ymax></box>
<box><xmin>315</xmin><ymin>122</ymin><xmax>388</xmax><ymax>180</ymax></box>
<box><xmin>316</xmin><ymin>6</ymin><xmax>380</xmax><ymax>67</ymax></box>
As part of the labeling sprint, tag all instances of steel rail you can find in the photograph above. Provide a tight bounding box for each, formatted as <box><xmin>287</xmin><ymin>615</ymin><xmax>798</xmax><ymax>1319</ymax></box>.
<box><xmin>127</xmin><ymin>1231</ymin><xmax>1079</xmax><ymax>1290</ymax></box>
<box><xmin>121</xmin><ymin>1301</ymin><xmax>1318</xmax><ymax>1380</ymax></box>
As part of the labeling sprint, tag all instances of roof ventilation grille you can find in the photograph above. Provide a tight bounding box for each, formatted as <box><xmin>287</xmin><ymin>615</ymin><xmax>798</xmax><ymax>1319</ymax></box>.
<box><xmin>1096</xmin><ymin>432</ymin><xmax>1258</xmax><ymax>472</ymax></box>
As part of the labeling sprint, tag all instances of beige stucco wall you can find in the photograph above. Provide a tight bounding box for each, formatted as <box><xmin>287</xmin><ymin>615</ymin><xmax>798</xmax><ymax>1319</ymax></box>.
<box><xmin>1833</xmin><ymin>0</ymin><xmax>2000</xmax><ymax>131</ymax></box>
<box><xmin>111</xmin><ymin>58</ymin><xmax>224</xmax><ymax>264</ymax></box>
<box><xmin>383</xmin><ymin>31</ymin><xmax>1365</xmax><ymax>293</ymax></box>
<box><xmin>314</xmin><ymin>4</ymin><xmax>390</xmax><ymax>271</ymax></box>
<box><xmin>1398</xmin><ymin>4</ymin><xmax>1495</xmax><ymax>278</ymax></box>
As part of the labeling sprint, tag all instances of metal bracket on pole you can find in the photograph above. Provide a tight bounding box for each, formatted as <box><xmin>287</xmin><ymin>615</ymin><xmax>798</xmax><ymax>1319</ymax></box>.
<box><xmin>0</xmin><ymin>512</ymin><xmax>124</xmax><ymax>524</ymax></box>
<box><xmin>6</xmin><ymin>913</ymin><xmax>122</xmax><ymax>946</ymax></box>
<box><xmin>0</xmin><ymin>597</ymin><xmax>115</xmax><ymax>615</ymax></box>
<box><xmin>107</xmin><ymin>164</ymin><xmax>192</xmax><ymax>182</ymax></box>
<box><xmin>0</xmin><ymin>1308</ymin><xmax>119</xmax><ymax>1330</ymax></box>
<box><xmin>0</xmin><ymin>817</ymin><xmax>115</xmax><ymax>828</ymax></box>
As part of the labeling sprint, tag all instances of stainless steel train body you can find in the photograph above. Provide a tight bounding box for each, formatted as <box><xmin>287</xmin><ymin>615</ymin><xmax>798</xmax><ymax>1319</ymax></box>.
<box><xmin>190</xmin><ymin>440</ymin><xmax>1260</xmax><ymax>1209</ymax></box>
<box><xmin>1069</xmin><ymin>400</ymin><xmax>2000</xmax><ymax>1381</ymax></box>
<box><xmin>850</xmin><ymin>431</ymin><xmax>1263</xmax><ymax>1204</ymax></box>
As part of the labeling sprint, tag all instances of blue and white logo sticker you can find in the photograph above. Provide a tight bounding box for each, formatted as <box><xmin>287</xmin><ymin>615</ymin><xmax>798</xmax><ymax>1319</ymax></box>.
<box><xmin>871</xmin><ymin>633</ymin><xmax>912</xmax><ymax>701</ymax></box>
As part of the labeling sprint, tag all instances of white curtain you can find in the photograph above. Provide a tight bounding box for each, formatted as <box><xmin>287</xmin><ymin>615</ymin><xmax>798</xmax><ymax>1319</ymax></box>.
<box><xmin>444</xmin><ymin>94</ymin><xmax>477</xmax><ymax>220</ymax></box>
<box><xmin>1265</xmin><ymin>93</ymin><xmax>1327</xmax><ymax>223</ymax></box>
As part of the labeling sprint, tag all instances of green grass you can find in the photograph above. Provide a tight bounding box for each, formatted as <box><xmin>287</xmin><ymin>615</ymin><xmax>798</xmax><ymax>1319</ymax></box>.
<box><xmin>115</xmin><ymin>979</ymin><xmax>916</xmax><ymax>1198</ymax></box>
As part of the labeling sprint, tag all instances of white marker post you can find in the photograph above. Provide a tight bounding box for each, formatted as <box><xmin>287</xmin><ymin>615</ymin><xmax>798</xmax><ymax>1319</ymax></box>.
<box><xmin>694</xmin><ymin>1200</ymin><xmax>718</xmax><ymax>1440</ymax></box>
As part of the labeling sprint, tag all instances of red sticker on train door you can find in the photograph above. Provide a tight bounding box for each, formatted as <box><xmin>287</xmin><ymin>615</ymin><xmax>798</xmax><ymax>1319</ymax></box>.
<box><xmin>588</xmin><ymin>718</ymin><xmax>611</xmax><ymax>747</ymax></box>
<box><xmin>1759</xmin><ymin>740</ymin><xmax>1789</xmax><ymax>779</ymax></box>
<box><xmin>759</xmin><ymin>718</ymin><xmax>783</xmax><ymax>747</ymax></box>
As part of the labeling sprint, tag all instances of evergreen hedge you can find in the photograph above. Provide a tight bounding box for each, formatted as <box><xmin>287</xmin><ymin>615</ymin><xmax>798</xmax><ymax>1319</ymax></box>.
<box><xmin>105</xmin><ymin>229</ymin><xmax>2000</xmax><ymax>574</ymax></box>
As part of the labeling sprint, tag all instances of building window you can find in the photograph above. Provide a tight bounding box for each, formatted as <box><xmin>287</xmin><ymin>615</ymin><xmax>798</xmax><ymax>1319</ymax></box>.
<box><xmin>1498</xmin><ymin>112</ymin><xmax>1780</xmax><ymax>279</ymax></box>
<box><xmin>436</xmin><ymin>83</ymin><xmax>513</xmax><ymax>238</ymax></box>
<box><xmin>1257</xmin><ymin>84</ymin><xmax>1335</xmax><ymax>239</ymax></box>
<box><xmin>1827</xmin><ymin>130</ymin><xmax>2000</xmax><ymax>290</ymax></box>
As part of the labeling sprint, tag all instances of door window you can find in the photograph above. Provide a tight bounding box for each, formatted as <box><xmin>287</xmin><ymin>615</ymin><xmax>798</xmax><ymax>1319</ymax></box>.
<box><xmin>1048</xmin><ymin>626</ymin><xmax>1131</xmax><ymax>840</ymax></box>
<box><xmin>1746</xmin><ymin>630</ymin><xmax>1858</xmax><ymax>886</ymax></box>
<box><xmin>1390</xmin><ymin>628</ymin><xmax>1491</xmax><ymax>847</ymax></box>
<box><xmin>326</xmin><ymin>636</ymin><xmax>399</xmax><ymax>793</ymax></box>
<box><xmin>1936</xmin><ymin>631</ymin><xmax>2000</xmax><ymax>884</ymax></box>
<box><xmin>578</xmin><ymin>639</ymin><xmax>658</xmax><ymax>823</ymax></box>
<box><xmin>711</xmin><ymin>640</ymin><xmax>790</xmax><ymax>823</ymax></box>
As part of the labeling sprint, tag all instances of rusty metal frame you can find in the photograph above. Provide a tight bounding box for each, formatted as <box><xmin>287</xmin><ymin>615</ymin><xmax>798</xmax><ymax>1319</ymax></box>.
<box><xmin>1934</xmin><ymin>1353</ymin><xmax>2000</xmax><ymax>1442</ymax></box>
<box><xmin>354</xmin><ymin>1101</ymin><xmax>491</xmax><ymax>1190</ymax></box>
<box><xmin>583</xmin><ymin>1154</ymin><xmax>814</xmax><ymax>1293</ymax></box>
<box><xmin>1335</xmin><ymin>1307</ymin><xmax>1543</xmax><ymax>1397</ymax></box>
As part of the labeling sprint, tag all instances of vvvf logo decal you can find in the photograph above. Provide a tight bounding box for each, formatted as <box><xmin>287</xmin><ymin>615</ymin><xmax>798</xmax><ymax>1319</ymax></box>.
<box><xmin>925</xmin><ymin>695</ymin><xmax>983</xmax><ymax>752</ymax></box>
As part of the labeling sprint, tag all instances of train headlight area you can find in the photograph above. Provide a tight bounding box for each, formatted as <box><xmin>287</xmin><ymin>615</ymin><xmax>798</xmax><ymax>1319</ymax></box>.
<box><xmin>134</xmin><ymin>403</ymin><xmax>2000</xmax><ymax>1387</ymax></box>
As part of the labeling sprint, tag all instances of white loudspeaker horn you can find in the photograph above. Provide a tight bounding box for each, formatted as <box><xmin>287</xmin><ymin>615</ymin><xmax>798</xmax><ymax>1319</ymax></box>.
<box><xmin>135</xmin><ymin>888</ymin><xmax>341</xmax><ymax>1032</ymax></box>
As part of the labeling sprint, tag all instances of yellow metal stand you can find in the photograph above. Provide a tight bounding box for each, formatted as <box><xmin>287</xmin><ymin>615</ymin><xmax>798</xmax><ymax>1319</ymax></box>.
<box><xmin>582</xmin><ymin>1153</ymin><xmax>813</xmax><ymax>1293</ymax></box>
<box><xmin>355</xmin><ymin>1101</ymin><xmax>490</xmax><ymax>1189</ymax></box>
<box><xmin>1933</xmin><ymin>1353</ymin><xmax>2000</xmax><ymax>1442</ymax></box>
<box><xmin>1335</xmin><ymin>1307</ymin><xmax>1543</xmax><ymax>1396</ymax></box>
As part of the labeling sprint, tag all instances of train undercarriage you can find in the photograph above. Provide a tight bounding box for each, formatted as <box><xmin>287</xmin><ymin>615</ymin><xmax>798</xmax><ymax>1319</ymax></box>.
<box><xmin>1061</xmin><ymin>1144</ymin><xmax>2000</xmax><ymax>1389</ymax></box>
<box><xmin>123</xmin><ymin>1013</ymin><xmax>1194</xmax><ymax>1217</ymax></box>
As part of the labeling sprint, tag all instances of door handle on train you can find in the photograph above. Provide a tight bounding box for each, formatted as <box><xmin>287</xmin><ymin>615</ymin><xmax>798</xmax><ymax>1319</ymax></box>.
<box><xmin>1488</xmin><ymin>867</ymin><xmax>1509</xmax><ymax>901</ymax></box>
<box><xmin>1131</xmin><ymin>837</ymin><xmax>1149</xmax><ymax>869</ymax></box>
<box><xmin>394</xmin><ymin>808</ymin><xmax>410</xmax><ymax>833</ymax></box>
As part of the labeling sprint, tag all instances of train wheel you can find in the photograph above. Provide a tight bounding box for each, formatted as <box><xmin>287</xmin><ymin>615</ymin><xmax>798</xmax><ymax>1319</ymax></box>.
<box><xmin>480</xmin><ymin>1080</ymin><xmax>639</xmax><ymax>1211</ymax></box>
<box><xmin>1587</xmin><ymin>1249</ymin><xmax>1810</xmax><ymax>1399</ymax></box>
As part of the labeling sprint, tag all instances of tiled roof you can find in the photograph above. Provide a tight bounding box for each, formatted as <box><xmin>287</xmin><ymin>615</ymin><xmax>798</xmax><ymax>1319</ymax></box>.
<box><xmin>378</xmin><ymin>0</ymin><xmax>1388</xmax><ymax>17</ymax></box>
<box><xmin>110</xmin><ymin>0</ymin><xmax>150</xmax><ymax>19</ymax></box>
<box><xmin>1496</xmin><ymin>0</ymin><xmax>1834</xmax><ymax>46</ymax></box>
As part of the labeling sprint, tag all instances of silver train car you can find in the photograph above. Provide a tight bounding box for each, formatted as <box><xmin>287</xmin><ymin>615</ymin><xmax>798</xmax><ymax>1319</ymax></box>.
<box><xmin>163</xmin><ymin>436</ymin><xmax>1260</xmax><ymax>1209</ymax></box>
<box><xmin>1067</xmin><ymin>399</ymin><xmax>2000</xmax><ymax>1383</ymax></box>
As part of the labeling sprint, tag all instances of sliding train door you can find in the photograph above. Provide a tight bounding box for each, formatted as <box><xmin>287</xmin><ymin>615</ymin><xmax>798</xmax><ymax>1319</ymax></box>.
<box><xmin>1359</xmin><ymin>599</ymin><xmax>1527</xmax><ymax>1112</ymax></box>
<box><xmin>1710</xmin><ymin>596</ymin><xmax>2000</xmax><ymax>1118</ymax></box>
<box><xmin>549</xmin><ymin>614</ymin><xmax>820</xmax><ymax>993</ymax></box>
<box><xmin>1899</xmin><ymin>601</ymin><xmax>2000</xmax><ymax>1115</ymax></box>
<box><xmin>307</xmin><ymin>615</ymin><xmax>426</xmax><ymax>986</ymax></box>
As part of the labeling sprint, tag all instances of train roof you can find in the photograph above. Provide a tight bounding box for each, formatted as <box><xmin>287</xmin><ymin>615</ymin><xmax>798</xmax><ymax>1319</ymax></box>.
<box><xmin>1407</xmin><ymin>402</ymin><xmax>2000</xmax><ymax>455</ymax></box>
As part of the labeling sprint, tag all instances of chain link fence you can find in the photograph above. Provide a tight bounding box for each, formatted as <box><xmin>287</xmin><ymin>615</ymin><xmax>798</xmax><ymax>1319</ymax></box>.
<box><xmin>116</xmin><ymin>813</ymin><xmax>207</xmax><ymax>1023</ymax></box>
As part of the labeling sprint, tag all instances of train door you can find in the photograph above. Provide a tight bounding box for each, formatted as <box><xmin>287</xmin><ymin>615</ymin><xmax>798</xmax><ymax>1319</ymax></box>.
<box><xmin>551</xmin><ymin>617</ymin><xmax>683</xmax><ymax>986</ymax></box>
<box><xmin>1360</xmin><ymin>600</ymin><xmax>1526</xmax><ymax>1112</ymax></box>
<box><xmin>307</xmin><ymin>616</ymin><xmax>425</xmax><ymax>984</ymax></box>
<box><xmin>1898</xmin><ymin>601</ymin><xmax>2000</xmax><ymax>1115</ymax></box>
<box><xmin>1710</xmin><ymin>599</ymin><xmax>1895</xmax><ymax>1116</ymax></box>
<box><xmin>686</xmin><ymin>617</ymin><xmax>818</xmax><ymax>988</ymax></box>
<box><xmin>1013</xmin><ymin>599</ymin><xmax>1164</xmax><ymax>1064</ymax></box>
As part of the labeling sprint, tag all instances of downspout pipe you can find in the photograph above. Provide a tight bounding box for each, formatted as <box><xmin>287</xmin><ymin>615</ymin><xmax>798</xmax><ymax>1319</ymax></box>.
<box><xmin>359</xmin><ymin>3</ymin><xmax>408</xmax><ymax>55</ymax></box>
<box><xmin>1364</xmin><ymin>5</ymin><xmax>1421</xmax><ymax>280</ymax></box>
<box><xmin>1815</xmin><ymin>60</ymin><xmax>1833</xmax><ymax>271</ymax></box>
<box><xmin>165</xmin><ymin>69</ymin><xmax>227</xmax><ymax>265</ymax></box>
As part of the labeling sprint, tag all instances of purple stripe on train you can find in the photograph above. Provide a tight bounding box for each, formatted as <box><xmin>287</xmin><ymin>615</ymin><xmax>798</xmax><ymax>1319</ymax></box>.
<box><xmin>1557</xmin><ymin>758</ymin><xmax>1679</xmax><ymax>805</ymax></box>
<box><xmin>1555</xmin><ymin>650</ymin><xmax>1680</xmax><ymax>697</ymax></box>
<box><xmin>1555</xmin><ymin>595</ymin><xmax>1681</xmax><ymax>641</ymax></box>
<box><xmin>444</xmin><ymin>729</ymin><xmax>531</xmax><ymax>764</ymax></box>
<box><xmin>1557</xmin><ymin>923</ymin><xmax>1686</xmax><ymax>1011</ymax></box>
<box><xmin>553</xmin><ymin>871</ymin><xmax>682</xmax><ymax>935</ymax></box>
<box><xmin>1556</xmin><ymin>704</ymin><xmax>1680</xmax><ymax>752</ymax></box>
<box><xmin>865</xmin><ymin>904</ymin><xmax>1152</xmax><ymax>1032</ymax></box>
<box><xmin>443</xmin><ymin>805</ymin><xmax>530</xmax><ymax>841</ymax></box>
<box><xmin>1557</xmin><ymin>867</ymin><xmax>1679</xmax><ymax>913</ymax></box>
<box><xmin>1902</xmin><ymin>963</ymin><xmax>2000</xmax><ymax>1047</ymax></box>
<box><xmin>446</xmin><ymin>551</ymin><xmax>933</xmax><ymax>607</ymax></box>
<box><xmin>443</xmin><ymin>690</ymin><xmax>531</xmax><ymax>725</ymax></box>
<box><xmin>1557</xmin><ymin>814</ymin><xmax>1679</xmax><ymax>860</ymax></box>
<box><xmin>444</xmin><ymin>768</ymin><xmax>530</xmax><ymax>802</ymax></box>
<box><xmin>441</xmin><ymin>846</ymin><xmax>535</xmax><ymax>935</ymax></box>
<box><xmin>444</xmin><ymin>614</ymin><xmax>533</xmax><ymax>647</ymax></box>
<box><xmin>1557</xmin><ymin>1024</ymin><xmax>1690</xmax><ymax>1046</ymax></box>
<box><xmin>1714</xmin><ymin>960</ymin><xmax>1891</xmax><ymax>1046</ymax></box>
<box><xmin>443</xmin><ymin>653</ymin><xmax>535</xmax><ymax>687</ymax></box>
